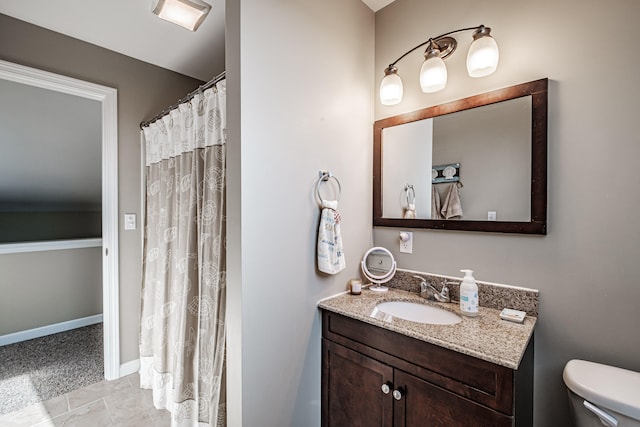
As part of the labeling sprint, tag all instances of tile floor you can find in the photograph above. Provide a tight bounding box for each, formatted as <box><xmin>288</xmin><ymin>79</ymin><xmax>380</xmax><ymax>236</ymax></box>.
<box><xmin>0</xmin><ymin>373</ymin><xmax>170</xmax><ymax>427</ymax></box>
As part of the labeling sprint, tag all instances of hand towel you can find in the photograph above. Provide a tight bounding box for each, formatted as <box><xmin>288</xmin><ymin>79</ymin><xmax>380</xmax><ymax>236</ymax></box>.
<box><xmin>431</xmin><ymin>186</ymin><xmax>443</xmax><ymax>219</ymax></box>
<box><xmin>441</xmin><ymin>183</ymin><xmax>463</xmax><ymax>219</ymax></box>
<box><xmin>403</xmin><ymin>203</ymin><xmax>417</xmax><ymax>219</ymax></box>
<box><xmin>317</xmin><ymin>200</ymin><xmax>346</xmax><ymax>275</ymax></box>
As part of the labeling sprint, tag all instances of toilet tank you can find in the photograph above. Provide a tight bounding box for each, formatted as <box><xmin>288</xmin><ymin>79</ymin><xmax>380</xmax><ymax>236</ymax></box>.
<box><xmin>563</xmin><ymin>359</ymin><xmax>640</xmax><ymax>427</ymax></box>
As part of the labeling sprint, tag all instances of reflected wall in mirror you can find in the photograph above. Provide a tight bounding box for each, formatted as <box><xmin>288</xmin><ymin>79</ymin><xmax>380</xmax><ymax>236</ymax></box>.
<box><xmin>374</xmin><ymin>79</ymin><xmax>547</xmax><ymax>234</ymax></box>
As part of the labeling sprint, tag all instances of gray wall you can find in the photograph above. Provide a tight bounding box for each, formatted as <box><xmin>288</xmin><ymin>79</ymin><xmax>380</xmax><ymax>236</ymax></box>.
<box><xmin>0</xmin><ymin>13</ymin><xmax>207</xmax><ymax>363</ymax></box>
<box><xmin>374</xmin><ymin>0</ymin><xmax>640</xmax><ymax>426</ymax></box>
<box><xmin>226</xmin><ymin>0</ymin><xmax>374</xmax><ymax>425</ymax></box>
<box><xmin>0</xmin><ymin>247</ymin><xmax>102</xmax><ymax>335</ymax></box>
<box><xmin>0</xmin><ymin>212</ymin><xmax>101</xmax><ymax>243</ymax></box>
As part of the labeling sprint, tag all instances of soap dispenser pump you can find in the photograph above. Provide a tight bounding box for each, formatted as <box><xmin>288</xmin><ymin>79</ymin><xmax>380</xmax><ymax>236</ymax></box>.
<box><xmin>459</xmin><ymin>269</ymin><xmax>479</xmax><ymax>317</ymax></box>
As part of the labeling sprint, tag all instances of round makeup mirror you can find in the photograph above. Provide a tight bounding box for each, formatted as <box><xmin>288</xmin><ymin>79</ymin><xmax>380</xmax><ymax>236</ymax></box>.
<box><xmin>361</xmin><ymin>247</ymin><xmax>397</xmax><ymax>292</ymax></box>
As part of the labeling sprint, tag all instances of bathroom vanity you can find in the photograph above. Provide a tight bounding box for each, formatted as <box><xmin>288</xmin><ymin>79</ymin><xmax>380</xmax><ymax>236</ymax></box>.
<box><xmin>319</xmin><ymin>284</ymin><xmax>536</xmax><ymax>427</ymax></box>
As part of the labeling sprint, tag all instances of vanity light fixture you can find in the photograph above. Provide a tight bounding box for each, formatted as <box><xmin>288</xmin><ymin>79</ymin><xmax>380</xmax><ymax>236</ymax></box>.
<box><xmin>152</xmin><ymin>0</ymin><xmax>212</xmax><ymax>31</ymax></box>
<box><xmin>380</xmin><ymin>25</ymin><xmax>499</xmax><ymax>105</ymax></box>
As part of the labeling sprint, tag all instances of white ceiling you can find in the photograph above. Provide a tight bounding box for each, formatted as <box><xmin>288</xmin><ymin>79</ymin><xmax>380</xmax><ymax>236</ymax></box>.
<box><xmin>0</xmin><ymin>0</ymin><xmax>394</xmax><ymax>82</ymax></box>
<box><xmin>0</xmin><ymin>0</ymin><xmax>226</xmax><ymax>81</ymax></box>
<box><xmin>361</xmin><ymin>0</ymin><xmax>396</xmax><ymax>12</ymax></box>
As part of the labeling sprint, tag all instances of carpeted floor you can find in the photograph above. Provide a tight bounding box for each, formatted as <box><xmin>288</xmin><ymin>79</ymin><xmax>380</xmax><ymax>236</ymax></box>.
<box><xmin>0</xmin><ymin>323</ymin><xmax>104</xmax><ymax>415</ymax></box>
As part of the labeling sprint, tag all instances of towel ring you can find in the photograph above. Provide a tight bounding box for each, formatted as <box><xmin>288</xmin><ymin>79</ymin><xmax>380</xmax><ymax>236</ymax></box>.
<box><xmin>404</xmin><ymin>184</ymin><xmax>415</xmax><ymax>206</ymax></box>
<box><xmin>316</xmin><ymin>171</ymin><xmax>342</xmax><ymax>203</ymax></box>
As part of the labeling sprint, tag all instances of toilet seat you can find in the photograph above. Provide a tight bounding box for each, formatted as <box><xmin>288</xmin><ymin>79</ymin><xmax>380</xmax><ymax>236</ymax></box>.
<box><xmin>563</xmin><ymin>359</ymin><xmax>640</xmax><ymax>421</ymax></box>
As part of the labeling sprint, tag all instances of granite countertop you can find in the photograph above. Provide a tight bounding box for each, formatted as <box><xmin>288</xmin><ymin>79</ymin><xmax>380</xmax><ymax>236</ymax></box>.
<box><xmin>318</xmin><ymin>287</ymin><xmax>536</xmax><ymax>370</ymax></box>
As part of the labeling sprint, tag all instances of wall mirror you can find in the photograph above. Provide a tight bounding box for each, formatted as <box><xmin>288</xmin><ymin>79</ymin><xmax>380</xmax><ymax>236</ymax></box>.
<box><xmin>374</xmin><ymin>78</ymin><xmax>547</xmax><ymax>234</ymax></box>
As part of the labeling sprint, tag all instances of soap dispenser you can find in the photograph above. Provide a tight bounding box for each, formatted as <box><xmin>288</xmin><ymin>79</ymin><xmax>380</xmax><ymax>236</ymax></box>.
<box><xmin>459</xmin><ymin>269</ymin><xmax>479</xmax><ymax>317</ymax></box>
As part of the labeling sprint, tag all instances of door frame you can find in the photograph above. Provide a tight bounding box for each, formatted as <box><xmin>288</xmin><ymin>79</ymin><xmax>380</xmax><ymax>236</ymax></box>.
<box><xmin>0</xmin><ymin>59</ymin><xmax>120</xmax><ymax>380</ymax></box>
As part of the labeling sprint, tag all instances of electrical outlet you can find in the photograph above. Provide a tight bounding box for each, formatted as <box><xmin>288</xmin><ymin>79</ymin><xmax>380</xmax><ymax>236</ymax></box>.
<box><xmin>487</xmin><ymin>211</ymin><xmax>497</xmax><ymax>221</ymax></box>
<box><xmin>124</xmin><ymin>213</ymin><xmax>137</xmax><ymax>230</ymax></box>
<box><xmin>399</xmin><ymin>231</ymin><xmax>413</xmax><ymax>254</ymax></box>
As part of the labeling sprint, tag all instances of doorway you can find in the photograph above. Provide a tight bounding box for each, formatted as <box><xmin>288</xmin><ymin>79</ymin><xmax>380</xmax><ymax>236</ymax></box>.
<box><xmin>0</xmin><ymin>59</ymin><xmax>120</xmax><ymax>380</ymax></box>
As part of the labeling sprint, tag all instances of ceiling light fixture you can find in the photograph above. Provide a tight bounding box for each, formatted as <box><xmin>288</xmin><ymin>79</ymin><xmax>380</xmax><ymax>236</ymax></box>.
<box><xmin>380</xmin><ymin>25</ymin><xmax>499</xmax><ymax>106</ymax></box>
<box><xmin>152</xmin><ymin>0</ymin><xmax>212</xmax><ymax>32</ymax></box>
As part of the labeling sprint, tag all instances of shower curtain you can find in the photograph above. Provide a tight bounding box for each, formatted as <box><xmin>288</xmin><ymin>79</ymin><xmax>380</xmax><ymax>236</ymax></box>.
<box><xmin>139</xmin><ymin>80</ymin><xmax>226</xmax><ymax>427</ymax></box>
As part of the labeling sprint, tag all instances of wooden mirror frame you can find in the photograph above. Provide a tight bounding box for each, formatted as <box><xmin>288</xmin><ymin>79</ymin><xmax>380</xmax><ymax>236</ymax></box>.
<box><xmin>373</xmin><ymin>78</ymin><xmax>548</xmax><ymax>234</ymax></box>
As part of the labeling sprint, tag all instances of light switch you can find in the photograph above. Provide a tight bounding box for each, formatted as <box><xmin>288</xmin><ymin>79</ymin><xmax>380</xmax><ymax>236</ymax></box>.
<box><xmin>124</xmin><ymin>213</ymin><xmax>137</xmax><ymax>230</ymax></box>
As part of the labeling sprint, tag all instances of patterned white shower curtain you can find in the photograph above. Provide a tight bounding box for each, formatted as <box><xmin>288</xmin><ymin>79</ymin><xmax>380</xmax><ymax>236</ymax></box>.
<box><xmin>139</xmin><ymin>80</ymin><xmax>226</xmax><ymax>427</ymax></box>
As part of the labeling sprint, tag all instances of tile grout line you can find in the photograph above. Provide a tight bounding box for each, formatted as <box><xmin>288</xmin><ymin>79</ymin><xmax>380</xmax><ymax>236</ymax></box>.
<box><xmin>50</xmin><ymin>397</ymin><xmax>110</xmax><ymax>426</ymax></box>
<box><xmin>103</xmin><ymin>396</ymin><xmax>116</xmax><ymax>425</ymax></box>
<box><xmin>64</xmin><ymin>394</ymin><xmax>70</xmax><ymax>415</ymax></box>
<box><xmin>60</xmin><ymin>396</ymin><xmax>106</xmax><ymax>418</ymax></box>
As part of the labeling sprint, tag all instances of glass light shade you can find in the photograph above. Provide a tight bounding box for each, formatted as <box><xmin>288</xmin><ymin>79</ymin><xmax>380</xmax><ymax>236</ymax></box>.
<box><xmin>419</xmin><ymin>56</ymin><xmax>447</xmax><ymax>93</ymax></box>
<box><xmin>466</xmin><ymin>35</ymin><xmax>499</xmax><ymax>77</ymax></box>
<box><xmin>380</xmin><ymin>72</ymin><xmax>403</xmax><ymax>106</ymax></box>
<box><xmin>152</xmin><ymin>0</ymin><xmax>211</xmax><ymax>31</ymax></box>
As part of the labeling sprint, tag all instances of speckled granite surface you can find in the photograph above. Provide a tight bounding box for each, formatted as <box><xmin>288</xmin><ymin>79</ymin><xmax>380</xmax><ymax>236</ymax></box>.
<box><xmin>318</xmin><ymin>285</ymin><xmax>536</xmax><ymax>370</ymax></box>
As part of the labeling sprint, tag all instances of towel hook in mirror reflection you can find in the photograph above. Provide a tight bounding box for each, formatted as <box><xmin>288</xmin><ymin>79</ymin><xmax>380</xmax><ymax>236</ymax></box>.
<box><xmin>316</xmin><ymin>170</ymin><xmax>342</xmax><ymax>203</ymax></box>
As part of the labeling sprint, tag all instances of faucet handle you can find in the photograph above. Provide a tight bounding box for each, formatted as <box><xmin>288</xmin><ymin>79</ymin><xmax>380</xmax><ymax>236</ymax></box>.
<box><xmin>440</xmin><ymin>283</ymin><xmax>451</xmax><ymax>299</ymax></box>
<box><xmin>441</xmin><ymin>281</ymin><xmax>460</xmax><ymax>299</ymax></box>
<box><xmin>413</xmin><ymin>275</ymin><xmax>429</xmax><ymax>293</ymax></box>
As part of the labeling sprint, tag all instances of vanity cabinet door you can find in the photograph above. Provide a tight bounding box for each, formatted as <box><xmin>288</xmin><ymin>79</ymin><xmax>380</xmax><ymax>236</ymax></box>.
<box><xmin>322</xmin><ymin>339</ymin><xmax>394</xmax><ymax>427</ymax></box>
<box><xmin>394</xmin><ymin>369</ymin><xmax>512</xmax><ymax>427</ymax></box>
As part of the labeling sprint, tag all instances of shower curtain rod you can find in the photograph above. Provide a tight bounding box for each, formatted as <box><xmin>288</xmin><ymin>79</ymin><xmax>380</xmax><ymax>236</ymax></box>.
<box><xmin>139</xmin><ymin>70</ymin><xmax>226</xmax><ymax>129</ymax></box>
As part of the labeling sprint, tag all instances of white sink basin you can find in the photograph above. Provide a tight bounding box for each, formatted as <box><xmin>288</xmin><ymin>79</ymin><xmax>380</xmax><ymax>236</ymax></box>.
<box><xmin>374</xmin><ymin>301</ymin><xmax>462</xmax><ymax>325</ymax></box>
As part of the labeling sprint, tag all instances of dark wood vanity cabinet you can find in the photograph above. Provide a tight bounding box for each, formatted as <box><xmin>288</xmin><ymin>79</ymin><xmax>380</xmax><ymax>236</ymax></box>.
<box><xmin>321</xmin><ymin>310</ymin><xmax>533</xmax><ymax>427</ymax></box>
<box><xmin>324</xmin><ymin>339</ymin><xmax>394</xmax><ymax>426</ymax></box>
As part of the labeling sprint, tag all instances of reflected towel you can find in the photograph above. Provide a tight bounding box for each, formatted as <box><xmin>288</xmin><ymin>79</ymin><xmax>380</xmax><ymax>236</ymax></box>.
<box><xmin>441</xmin><ymin>183</ymin><xmax>463</xmax><ymax>219</ymax></box>
<box><xmin>403</xmin><ymin>203</ymin><xmax>416</xmax><ymax>219</ymax></box>
<box><xmin>317</xmin><ymin>200</ymin><xmax>346</xmax><ymax>275</ymax></box>
<box><xmin>431</xmin><ymin>186</ymin><xmax>443</xmax><ymax>220</ymax></box>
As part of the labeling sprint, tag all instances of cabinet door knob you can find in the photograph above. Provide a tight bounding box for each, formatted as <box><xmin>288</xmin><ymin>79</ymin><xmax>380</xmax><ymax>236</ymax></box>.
<box><xmin>381</xmin><ymin>383</ymin><xmax>390</xmax><ymax>394</ymax></box>
<box><xmin>393</xmin><ymin>389</ymin><xmax>403</xmax><ymax>400</ymax></box>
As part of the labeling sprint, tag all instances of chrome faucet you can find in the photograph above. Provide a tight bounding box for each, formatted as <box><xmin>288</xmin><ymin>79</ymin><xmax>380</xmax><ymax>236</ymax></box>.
<box><xmin>413</xmin><ymin>275</ymin><xmax>451</xmax><ymax>303</ymax></box>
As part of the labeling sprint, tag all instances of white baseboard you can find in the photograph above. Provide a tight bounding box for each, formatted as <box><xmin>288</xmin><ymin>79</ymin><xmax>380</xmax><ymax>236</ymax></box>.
<box><xmin>119</xmin><ymin>359</ymin><xmax>140</xmax><ymax>378</ymax></box>
<box><xmin>0</xmin><ymin>314</ymin><xmax>103</xmax><ymax>346</ymax></box>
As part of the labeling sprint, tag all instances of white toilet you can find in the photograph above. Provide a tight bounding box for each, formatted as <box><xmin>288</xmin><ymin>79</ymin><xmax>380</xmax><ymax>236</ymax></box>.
<box><xmin>563</xmin><ymin>359</ymin><xmax>640</xmax><ymax>427</ymax></box>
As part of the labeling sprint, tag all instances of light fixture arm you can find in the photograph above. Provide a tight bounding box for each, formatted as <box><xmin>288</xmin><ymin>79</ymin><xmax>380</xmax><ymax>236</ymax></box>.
<box><xmin>386</xmin><ymin>25</ymin><xmax>488</xmax><ymax>68</ymax></box>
